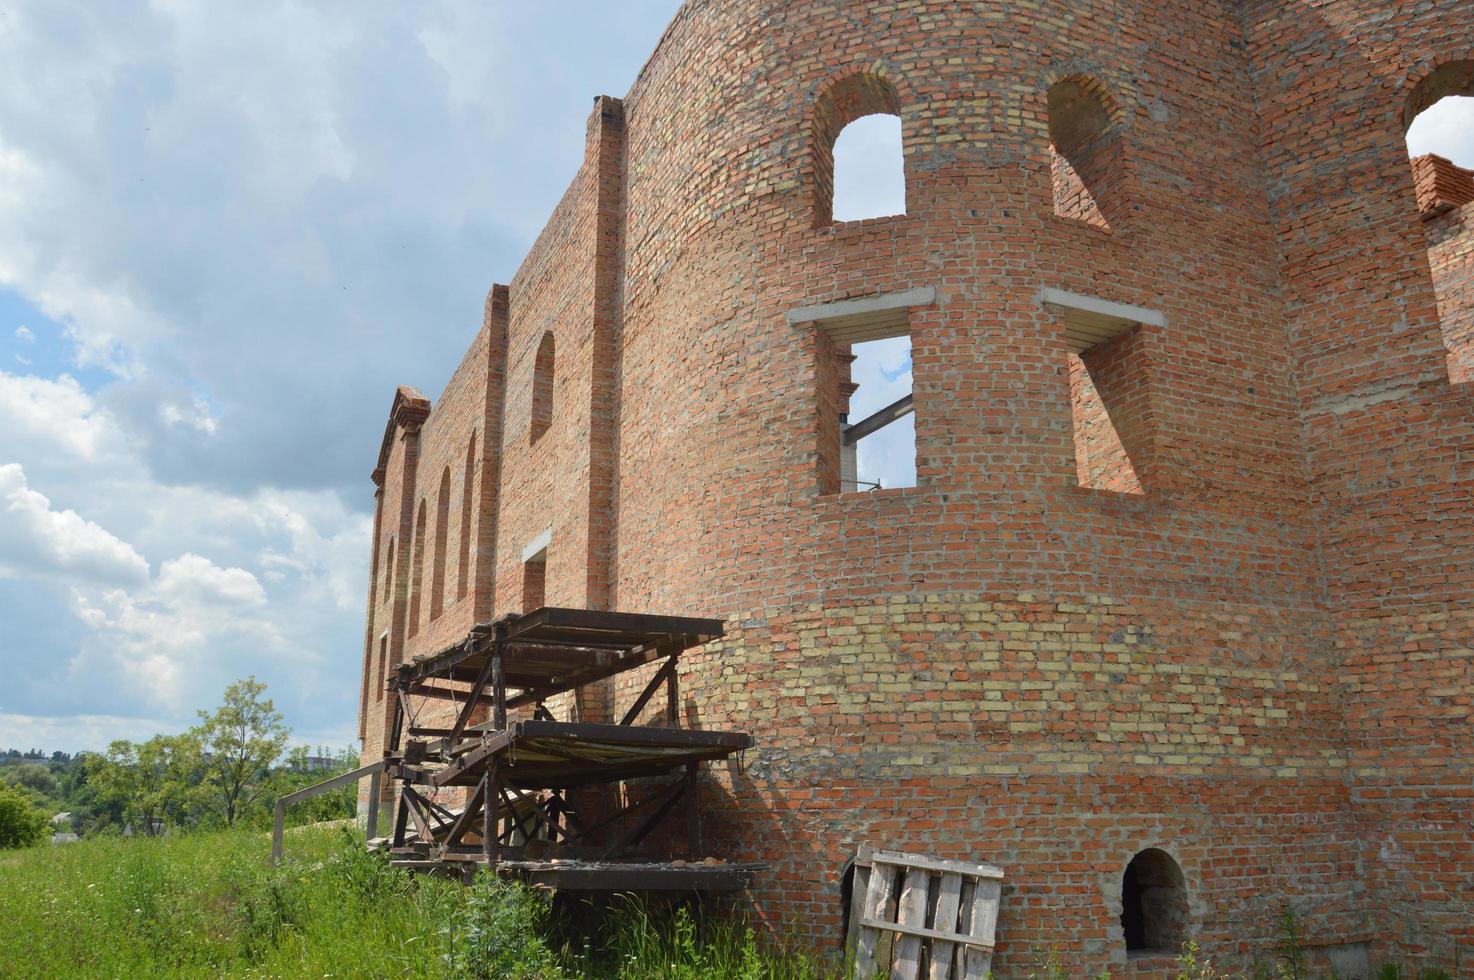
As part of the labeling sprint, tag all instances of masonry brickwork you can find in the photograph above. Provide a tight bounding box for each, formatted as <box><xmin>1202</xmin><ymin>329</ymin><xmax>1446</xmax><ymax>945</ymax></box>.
<box><xmin>356</xmin><ymin>2</ymin><xmax>1474</xmax><ymax>974</ymax></box>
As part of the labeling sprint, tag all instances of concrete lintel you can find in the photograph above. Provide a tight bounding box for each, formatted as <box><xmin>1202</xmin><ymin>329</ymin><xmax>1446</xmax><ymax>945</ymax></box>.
<box><xmin>521</xmin><ymin>527</ymin><xmax>552</xmax><ymax>563</ymax></box>
<box><xmin>1039</xmin><ymin>287</ymin><xmax>1166</xmax><ymax>328</ymax></box>
<box><xmin>786</xmin><ymin>286</ymin><xmax>936</xmax><ymax>326</ymax></box>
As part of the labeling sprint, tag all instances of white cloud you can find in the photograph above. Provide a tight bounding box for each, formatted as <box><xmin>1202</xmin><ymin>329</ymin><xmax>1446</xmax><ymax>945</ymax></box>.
<box><xmin>0</xmin><ymin>712</ymin><xmax>176</xmax><ymax>754</ymax></box>
<box><xmin>0</xmin><ymin>371</ymin><xmax>118</xmax><ymax>461</ymax></box>
<box><xmin>0</xmin><ymin>2</ymin><xmax>682</xmax><ymax>751</ymax></box>
<box><xmin>0</xmin><ymin>463</ymin><xmax>150</xmax><ymax>585</ymax></box>
<box><xmin>1406</xmin><ymin>95</ymin><xmax>1474</xmax><ymax>169</ymax></box>
<box><xmin>14</xmin><ymin>326</ymin><xmax>34</xmax><ymax>343</ymax></box>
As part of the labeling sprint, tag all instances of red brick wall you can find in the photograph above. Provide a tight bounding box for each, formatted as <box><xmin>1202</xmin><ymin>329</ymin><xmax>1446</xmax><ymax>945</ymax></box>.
<box><xmin>1242</xmin><ymin>0</ymin><xmax>1474</xmax><ymax>968</ymax></box>
<box><xmin>358</xmin><ymin>0</ymin><xmax>1474</xmax><ymax>973</ymax></box>
<box><xmin>1425</xmin><ymin>196</ymin><xmax>1474</xmax><ymax>385</ymax></box>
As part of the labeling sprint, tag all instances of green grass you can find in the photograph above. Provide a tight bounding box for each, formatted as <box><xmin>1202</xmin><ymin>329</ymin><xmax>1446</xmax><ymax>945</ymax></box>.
<box><xmin>0</xmin><ymin>827</ymin><xmax>827</xmax><ymax>979</ymax></box>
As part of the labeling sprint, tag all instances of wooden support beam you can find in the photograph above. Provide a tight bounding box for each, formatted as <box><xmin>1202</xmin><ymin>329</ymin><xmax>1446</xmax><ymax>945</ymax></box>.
<box><xmin>620</xmin><ymin>657</ymin><xmax>676</xmax><ymax>726</ymax></box>
<box><xmin>448</xmin><ymin>634</ymin><xmax>495</xmax><ymax>748</ymax></box>
<box><xmin>391</xmin><ymin>795</ymin><xmax>408</xmax><ymax>849</ymax></box>
<box><xmin>401</xmin><ymin>787</ymin><xmax>437</xmax><ymax>845</ymax></box>
<box><xmin>412</xmin><ymin>687</ymin><xmax>499</xmax><ymax>708</ymax></box>
<box><xmin>482</xmin><ymin>759</ymin><xmax>500</xmax><ymax>872</ymax></box>
<box><xmin>843</xmin><ymin>393</ymin><xmax>914</xmax><ymax>446</ymax></box>
<box><xmin>440</xmin><ymin>773</ymin><xmax>488</xmax><ymax>851</ymax></box>
<box><xmin>491</xmin><ymin>634</ymin><xmax>507</xmax><ymax>731</ymax></box>
<box><xmin>601</xmin><ymin>781</ymin><xmax>687</xmax><ymax>860</ymax></box>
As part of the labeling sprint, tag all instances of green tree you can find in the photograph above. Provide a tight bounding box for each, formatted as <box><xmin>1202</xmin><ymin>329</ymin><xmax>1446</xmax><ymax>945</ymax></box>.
<box><xmin>57</xmin><ymin>751</ymin><xmax>125</xmax><ymax>835</ymax></box>
<box><xmin>5</xmin><ymin>763</ymin><xmax>58</xmax><ymax>797</ymax></box>
<box><xmin>95</xmin><ymin>734</ymin><xmax>203</xmax><ymax>835</ymax></box>
<box><xmin>193</xmin><ymin>677</ymin><xmax>290</xmax><ymax>826</ymax></box>
<box><xmin>0</xmin><ymin>780</ymin><xmax>48</xmax><ymax>849</ymax></box>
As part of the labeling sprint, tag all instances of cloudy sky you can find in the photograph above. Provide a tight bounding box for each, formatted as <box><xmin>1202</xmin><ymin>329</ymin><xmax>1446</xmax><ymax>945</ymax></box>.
<box><xmin>0</xmin><ymin>1</ymin><xmax>686</xmax><ymax>753</ymax></box>
<box><xmin>0</xmin><ymin>1</ymin><xmax>1469</xmax><ymax>755</ymax></box>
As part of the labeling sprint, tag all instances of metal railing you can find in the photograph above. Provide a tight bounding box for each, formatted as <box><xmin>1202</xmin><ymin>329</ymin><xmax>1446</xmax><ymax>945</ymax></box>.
<box><xmin>270</xmin><ymin>759</ymin><xmax>386</xmax><ymax>865</ymax></box>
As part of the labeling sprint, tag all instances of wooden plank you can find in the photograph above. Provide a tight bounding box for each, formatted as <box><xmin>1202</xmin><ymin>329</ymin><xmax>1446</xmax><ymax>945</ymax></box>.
<box><xmin>891</xmin><ymin>868</ymin><xmax>929</xmax><ymax>980</ymax></box>
<box><xmin>845</xmin><ymin>863</ymin><xmax>873</xmax><ymax>963</ymax></box>
<box><xmin>278</xmin><ymin>759</ymin><xmax>386</xmax><ymax>806</ymax></box>
<box><xmin>857</xmin><ymin>920</ymin><xmax>993</xmax><ymax>951</ymax></box>
<box><xmin>866</xmin><ymin>850</ymin><xmax>1005</xmax><ymax>880</ymax></box>
<box><xmin>960</xmin><ymin>879</ymin><xmax>1001</xmax><ymax>980</ymax></box>
<box><xmin>854</xmin><ymin>861</ymin><xmax>897</xmax><ymax>979</ymax></box>
<box><xmin>928</xmin><ymin>872</ymin><xmax>964</xmax><ymax>980</ymax></box>
<box><xmin>506</xmin><ymin>606</ymin><xmax>724</xmax><ymax>643</ymax></box>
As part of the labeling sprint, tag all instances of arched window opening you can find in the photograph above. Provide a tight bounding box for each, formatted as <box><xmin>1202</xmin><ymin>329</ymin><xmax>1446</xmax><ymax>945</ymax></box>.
<box><xmin>457</xmin><ymin>431</ymin><xmax>476</xmax><ymax>601</ymax></box>
<box><xmin>430</xmin><ymin>468</ymin><xmax>450</xmax><ymax>621</ymax></box>
<box><xmin>1121</xmin><ymin>848</ymin><xmax>1188</xmax><ymax>955</ymax></box>
<box><xmin>832</xmin><ymin>114</ymin><xmax>906</xmax><ymax>222</ymax></box>
<box><xmin>812</xmin><ymin>73</ymin><xmax>905</xmax><ymax>225</ymax></box>
<box><xmin>1048</xmin><ymin>77</ymin><xmax>1123</xmax><ymax>230</ymax></box>
<box><xmin>531</xmin><ymin>332</ymin><xmax>555</xmax><ymax>443</ymax></box>
<box><xmin>408</xmin><ymin>500</ymin><xmax>426</xmax><ymax>638</ymax></box>
<box><xmin>1404</xmin><ymin>61</ymin><xmax>1474</xmax><ymax>384</ymax></box>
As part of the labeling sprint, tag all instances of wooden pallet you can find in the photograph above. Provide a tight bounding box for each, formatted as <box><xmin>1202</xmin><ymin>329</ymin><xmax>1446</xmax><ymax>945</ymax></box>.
<box><xmin>846</xmin><ymin>845</ymin><xmax>1004</xmax><ymax>980</ymax></box>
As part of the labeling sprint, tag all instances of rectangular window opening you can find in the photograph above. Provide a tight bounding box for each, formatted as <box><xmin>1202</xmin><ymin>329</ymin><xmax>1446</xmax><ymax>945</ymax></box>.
<box><xmin>522</xmin><ymin>547</ymin><xmax>547</xmax><ymax>613</ymax></box>
<box><xmin>1068</xmin><ymin>338</ymin><xmax>1147</xmax><ymax>496</ymax></box>
<box><xmin>817</xmin><ymin>332</ymin><xmax>917</xmax><ymax>495</ymax></box>
<box><xmin>794</xmin><ymin>287</ymin><xmax>934</xmax><ymax>497</ymax></box>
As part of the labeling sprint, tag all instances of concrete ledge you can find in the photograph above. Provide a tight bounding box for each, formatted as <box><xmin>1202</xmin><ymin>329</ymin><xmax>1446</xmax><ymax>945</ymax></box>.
<box><xmin>788</xmin><ymin>286</ymin><xmax>935</xmax><ymax>345</ymax></box>
<box><xmin>1039</xmin><ymin>287</ymin><xmax>1164</xmax><ymax>353</ymax></box>
<box><xmin>522</xmin><ymin>527</ymin><xmax>552</xmax><ymax>562</ymax></box>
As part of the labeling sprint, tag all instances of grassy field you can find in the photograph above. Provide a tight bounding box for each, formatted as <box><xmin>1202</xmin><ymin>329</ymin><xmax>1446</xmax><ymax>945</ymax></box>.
<box><xmin>0</xmin><ymin>826</ymin><xmax>826</xmax><ymax>979</ymax></box>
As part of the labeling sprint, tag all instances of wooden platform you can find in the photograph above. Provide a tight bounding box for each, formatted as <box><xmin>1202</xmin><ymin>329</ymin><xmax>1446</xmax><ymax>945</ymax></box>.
<box><xmin>379</xmin><ymin>606</ymin><xmax>761</xmax><ymax>896</ymax></box>
<box><xmin>432</xmin><ymin>720</ymin><xmax>752</xmax><ymax>788</ymax></box>
<box><xmin>390</xmin><ymin>857</ymin><xmax>761</xmax><ymax>893</ymax></box>
<box><xmin>396</xmin><ymin>607</ymin><xmax>724</xmax><ymax>716</ymax></box>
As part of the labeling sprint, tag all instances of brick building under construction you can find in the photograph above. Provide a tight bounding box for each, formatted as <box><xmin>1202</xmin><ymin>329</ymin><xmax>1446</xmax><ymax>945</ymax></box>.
<box><xmin>355</xmin><ymin>1</ymin><xmax>1474</xmax><ymax>974</ymax></box>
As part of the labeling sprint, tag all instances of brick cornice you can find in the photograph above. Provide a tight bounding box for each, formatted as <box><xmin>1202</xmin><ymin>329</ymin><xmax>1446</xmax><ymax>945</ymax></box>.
<box><xmin>371</xmin><ymin>385</ymin><xmax>431</xmax><ymax>486</ymax></box>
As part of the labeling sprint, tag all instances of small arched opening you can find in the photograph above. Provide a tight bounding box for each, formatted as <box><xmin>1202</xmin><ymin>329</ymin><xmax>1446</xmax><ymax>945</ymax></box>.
<box><xmin>812</xmin><ymin>73</ymin><xmax>905</xmax><ymax>225</ymax></box>
<box><xmin>1121</xmin><ymin>848</ymin><xmax>1188</xmax><ymax>956</ymax></box>
<box><xmin>1048</xmin><ymin>76</ymin><xmax>1124</xmax><ymax>230</ymax></box>
<box><xmin>531</xmin><ymin>331</ymin><xmax>555</xmax><ymax>443</ymax></box>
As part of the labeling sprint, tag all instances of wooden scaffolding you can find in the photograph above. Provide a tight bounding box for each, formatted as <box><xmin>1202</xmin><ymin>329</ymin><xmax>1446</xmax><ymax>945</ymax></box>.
<box><xmin>378</xmin><ymin>606</ymin><xmax>760</xmax><ymax>893</ymax></box>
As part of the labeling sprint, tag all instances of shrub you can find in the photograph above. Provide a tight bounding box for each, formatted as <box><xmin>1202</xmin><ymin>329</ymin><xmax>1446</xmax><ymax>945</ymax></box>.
<box><xmin>453</xmin><ymin>870</ymin><xmax>562</xmax><ymax>979</ymax></box>
<box><xmin>0</xmin><ymin>780</ymin><xmax>48</xmax><ymax>849</ymax></box>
